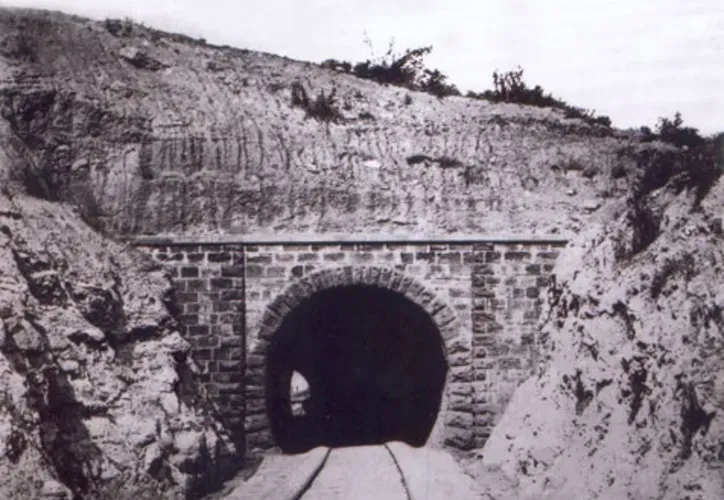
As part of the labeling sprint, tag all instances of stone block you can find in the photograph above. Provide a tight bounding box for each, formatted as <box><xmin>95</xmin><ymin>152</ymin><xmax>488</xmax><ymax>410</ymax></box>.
<box><xmin>485</xmin><ymin>251</ymin><xmax>501</xmax><ymax>263</ymax></box>
<box><xmin>218</xmin><ymin>359</ymin><xmax>244</xmax><ymax>372</ymax></box>
<box><xmin>450</xmin><ymin>366</ymin><xmax>473</xmax><ymax>383</ymax></box>
<box><xmin>438</xmin><ymin>252</ymin><xmax>461</xmax><ymax>264</ymax></box>
<box><xmin>297</xmin><ymin>253</ymin><xmax>319</xmax><ymax>262</ymax></box>
<box><xmin>246</xmin><ymin>385</ymin><xmax>265</xmax><ymax>399</ymax></box>
<box><xmin>417</xmin><ymin>288</ymin><xmax>436</xmax><ymax>308</ymax></box>
<box><xmin>415</xmin><ymin>252</ymin><xmax>434</xmax><ymax>263</ymax></box>
<box><xmin>179</xmin><ymin>313</ymin><xmax>199</xmax><ymax>326</ymax></box>
<box><xmin>446</xmin><ymin>411</ymin><xmax>474</xmax><ymax>428</ymax></box>
<box><xmin>247</xmin><ymin>255</ymin><xmax>272</xmax><ymax>264</ymax></box>
<box><xmin>221</xmin><ymin>289</ymin><xmax>244</xmax><ymax>300</ymax></box>
<box><xmin>378</xmin><ymin>267</ymin><xmax>394</xmax><ymax>288</ymax></box>
<box><xmin>463</xmin><ymin>252</ymin><xmax>482</xmax><ymax>264</ymax></box>
<box><xmin>449</xmin><ymin>395</ymin><xmax>474</xmax><ymax>413</ymax></box>
<box><xmin>181</xmin><ymin>266</ymin><xmax>199</xmax><ymax>278</ymax></box>
<box><xmin>245</xmin><ymin>265</ymin><xmax>264</xmax><ymax>278</ymax></box>
<box><xmin>246</xmin><ymin>398</ymin><xmax>266</xmax><ymax>414</ymax></box>
<box><xmin>186</xmin><ymin>325</ymin><xmax>209</xmax><ymax>336</ymax></box>
<box><xmin>449</xmin><ymin>382</ymin><xmax>473</xmax><ymax>396</ymax></box>
<box><xmin>434</xmin><ymin>306</ymin><xmax>456</xmax><ymax>326</ymax></box>
<box><xmin>266</xmin><ymin>266</ymin><xmax>286</xmax><ymax>278</ymax></box>
<box><xmin>187</xmin><ymin>253</ymin><xmax>205</xmax><ymax>263</ymax></box>
<box><xmin>244</xmin><ymin>370</ymin><xmax>265</xmax><ymax>386</ymax></box>
<box><xmin>473</xmin><ymin>435</ymin><xmax>490</xmax><ymax>448</ymax></box>
<box><xmin>440</xmin><ymin>321</ymin><xmax>460</xmax><ymax>341</ymax></box>
<box><xmin>245</xmin><ymin>414</ymin><xmax>269</xmax><ymax>433</ymax></box>
<box><xmin>193</xmin><ymin>348</ymin><xmax>212</xmax><ymax>361</ymax></box>
<box><xmin>444</xmin><ymin>428</ymin><xmax>474</xmax><ymax>450</ymax></box>
<box><xmin>208</xmin><ymin>252</ymin><xmax>232</xmax><ymax>263</ymax></box>
<box><xmin>525</xmin><ymin>264</ymin><xmax>541</xmax><ymax>275</ymax></box>
<box><xmin>197</xmin><ymin>335</ymin><xmax>221</xmax><ymax>348</ymax></box>
<box><xmin>504</xmin><ymin>251</ymin><xmax>532</xmax><ymax>261</ymax></box>
<box><xmin>213</xmin><ymin>301</ymin><xmax>232</xmax><ymax>312</ymax></box>
<box><xmin>215</xmin><ymin>348</ymin><xmax>244</xmax><ymax>361</ymax></box>
<box><xmin>246</xmin><ymin>431</ymin><xmax>274</xmax><ymax>450</ymax></box>
<box><xmin>212</xmin><ymin>371</ymin><xmax>244</xmax><ymax>384</ymax></box>
<box><xmin>472</xmin><ymin>243</ymin><xmax>494</xmax><ymax>252</ymax></box>
<box><xmin>185</xmin><ymin>279</ymin><xmax>208</xmax><ymax>292</ymax></box>
<box><xmin>210</xmin><ymin>278</ymin><xmax>233</xmax><ymax>289</ymax></box>
<box><xmin>352</xmin><ymin>253</ymin><xmax>373</xmax><ymax>263</ymax></box>
<box><xmin>448</xmin><ymin>351</ymin><xmax>471</xmax><ymax>367</ymax></box>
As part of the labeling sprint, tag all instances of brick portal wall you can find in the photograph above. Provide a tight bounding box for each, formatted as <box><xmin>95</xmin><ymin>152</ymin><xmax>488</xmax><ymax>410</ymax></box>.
<box><xmin>141</xmin><ymin>244</ymin><xmax>247</xmax><ymax>451</ymax></box>
<box><xmin>136</xmin><ymin>239</ymin><xmax>565</xmax><ymax>455</ymax></box>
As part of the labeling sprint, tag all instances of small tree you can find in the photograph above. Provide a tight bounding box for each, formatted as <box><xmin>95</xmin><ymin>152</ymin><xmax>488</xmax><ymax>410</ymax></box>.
<box><xmin>655</xmin><ymin>112</ymin><xmax>705</xmax><ymax>149</ymax></box>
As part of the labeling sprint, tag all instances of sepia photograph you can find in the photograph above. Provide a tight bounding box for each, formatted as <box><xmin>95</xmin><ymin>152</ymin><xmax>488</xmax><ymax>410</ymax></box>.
<box><xmin>0</xmin><ymin>1</ymin><xmax>722</xmax><ymax>498</ymax></box>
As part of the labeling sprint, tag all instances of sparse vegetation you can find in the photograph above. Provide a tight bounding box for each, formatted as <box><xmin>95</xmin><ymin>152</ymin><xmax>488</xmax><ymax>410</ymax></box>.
<box><xmin>467</xmin><ymin>67</ymin><xmax>612</xmax><ymax>128</ymax></box>
<box><xmin>321</xmin><ymin>41</ymin><xmax>460</xmax><ymax>99</ymax></box>
<box><xmin>104</xmin><ymin>17</ymin><xmax>134</xmax><ymax>37</ymax></box>
<box><xmin>290</xmin><ymin>82</ymin><xmax>344</xmax><ymax>123</ymax></box>
<box><xmin>322</xmin><ymin>45</ymin><xmax>614</xmax><ymax>126</ymax></box>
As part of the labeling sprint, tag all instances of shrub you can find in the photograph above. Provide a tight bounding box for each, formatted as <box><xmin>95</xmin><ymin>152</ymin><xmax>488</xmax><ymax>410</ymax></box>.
<box><xmin>290</xmin><ymin>82</ymin><xmax>343</xmax><ymax>123</ymax></box>
<box><xmin>104</xmin><ymin>18</ymin><xmax>133</xmax><ymax>37</ymax></box>
<box><xmin>468</xmin><ymin>67</ymin><xmax>612</xmax><ymax>128</ymax></box>
<box><xmin>320</xmin><ymin>42</ymin><xmax>460</xmax><ymax>99</ymax></box>
<box><xmin>655</xmin><ymin>112</ymin><xmax>706</xmax><ymax>149</ymax></box>
<box><xmin>671</xmin><ymin>133</ymin><xmax>723</xmax><ymax>206</ymax></box>
<box><xmin>352</xmin><ymin>45</ymin><xmax>431</xmax><ymax>88</ymax></box>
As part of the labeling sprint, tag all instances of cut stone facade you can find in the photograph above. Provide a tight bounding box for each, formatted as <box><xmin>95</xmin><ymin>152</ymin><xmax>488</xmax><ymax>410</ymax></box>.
<box><xmin>137</xmin><ymin>239</ymin><xmax>565</xmax><ymax>455</ymax></box>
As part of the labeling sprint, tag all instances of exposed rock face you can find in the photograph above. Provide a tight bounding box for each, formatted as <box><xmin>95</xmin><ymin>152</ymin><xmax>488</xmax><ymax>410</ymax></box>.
<box><xmin>469</xmin><ymin>154</ymin><xmax>724</xmax><ymax>499</ymax></box>
<box><xmin>0</xmin><ymin>192</ymin><xmax>237</xmax><ymax>499</ymax></box>
<box><xmin>0</xmin><ymin>8</ymin><xmax>674</xmax><ymax>240</ymax></box>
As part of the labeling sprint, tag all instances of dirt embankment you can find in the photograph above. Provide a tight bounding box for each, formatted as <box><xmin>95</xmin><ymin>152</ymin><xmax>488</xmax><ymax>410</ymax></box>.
<box><xmin>0</xmin><ymin>8</ymin><xmax>675</xmax><ymax>240</ymax></box>
<box><xmin>0</xmin><ymin>191</ymin><xmax>238</xmax><ymax>500</ymax></box>
<box><xmin>467</xmin><ymin>142</ymin><xmax>724</xmax><ymax>500</ymax></box>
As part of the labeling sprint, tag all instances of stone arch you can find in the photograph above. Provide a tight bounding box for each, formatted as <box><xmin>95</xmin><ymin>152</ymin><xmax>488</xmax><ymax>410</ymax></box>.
<box><xmin>257</xmin><ymin>266</ymin><xmax>460</xmax><ymax>346</ymax></box>
<box><xmin>247</xmin><ymin>266</ymin><xmax>463</xmax><ymax>453</ymax></box>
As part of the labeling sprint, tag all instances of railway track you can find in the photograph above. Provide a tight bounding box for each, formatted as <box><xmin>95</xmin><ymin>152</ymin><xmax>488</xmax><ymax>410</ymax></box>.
<box><xmin>216</xmin><ymin>441</ymin><xmax>478</xmax><ymax>500</ymax></box>
<box><xmin>297</xmin><ymin>444</ymin><xmax>412</xmax><ymax>500</ymax></box>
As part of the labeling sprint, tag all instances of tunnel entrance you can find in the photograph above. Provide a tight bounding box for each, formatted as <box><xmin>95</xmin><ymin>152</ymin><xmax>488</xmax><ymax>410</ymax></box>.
<box><xmin>266</xmin><ymin>285</ymin><xmax>448</xmax><ymax>454</ymax></box>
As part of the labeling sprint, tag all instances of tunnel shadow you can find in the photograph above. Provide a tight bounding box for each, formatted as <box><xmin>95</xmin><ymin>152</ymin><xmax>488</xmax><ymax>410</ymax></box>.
<box><xmin>265</xmin><ymin>285</ymin><xmax>448</xmax><ymax>454</ymax></box>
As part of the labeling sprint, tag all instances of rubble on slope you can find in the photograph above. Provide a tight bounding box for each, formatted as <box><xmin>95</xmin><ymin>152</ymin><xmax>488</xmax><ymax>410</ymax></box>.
<box><xmin>0</xmin><ymin>191</ymin><xmax>238</xmax><ymax>500</ymax></box>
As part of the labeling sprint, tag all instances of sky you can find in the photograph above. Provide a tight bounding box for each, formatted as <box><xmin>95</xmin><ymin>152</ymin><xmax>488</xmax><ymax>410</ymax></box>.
<box><xmin>3</xmin><ymin>0</ymin><xmax>723</xmax><ymax>134</ymax></box>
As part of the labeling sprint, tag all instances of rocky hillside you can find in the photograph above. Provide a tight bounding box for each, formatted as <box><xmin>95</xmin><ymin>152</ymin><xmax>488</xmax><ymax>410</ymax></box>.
<box><xmin>0</xmin><ymin>190</ymin><xmax>237</xmax><ymax>499</ymax></box>
<box><xmin>467</xmin><ymin>142</ymin><xmax>724</xmax><ymax>499</ymax></box>
<box><xmin>0</xmin><ymin>8</ymin><xmax>675</xmax><ymax>240</ymax></box>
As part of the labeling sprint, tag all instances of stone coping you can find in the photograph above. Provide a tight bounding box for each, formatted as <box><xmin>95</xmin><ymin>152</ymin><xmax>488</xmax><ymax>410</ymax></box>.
<box><xmin>126</xmin><ymin>234</ymin><xmax>570</xmax><ymax>246</ymax></box>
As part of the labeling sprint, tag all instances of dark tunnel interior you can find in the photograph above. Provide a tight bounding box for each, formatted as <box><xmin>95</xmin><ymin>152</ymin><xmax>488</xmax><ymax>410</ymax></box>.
<box><xmin>266</xmin><ymin>285</ymin><xmax>448</xmax><ymax>454</ymax></box>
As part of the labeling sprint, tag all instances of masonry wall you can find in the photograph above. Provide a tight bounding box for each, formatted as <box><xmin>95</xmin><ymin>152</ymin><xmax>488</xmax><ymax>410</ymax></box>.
<box><xmin>469</xmin><ymin>242</ymin><xmax>564</xmax><ymax>447</ymax></box>
<box><xmin>242</xmin><ymin>242</ymin><xmax>476</xmax><ymax>451</ymax></box>
<box><xmin>141</xmin><ymin>244</ymin><xmax>247</xmax><ymax>451</ymax></box>
<box><xmin>137</xmin><ymin>239</ymin><xmax>564</xmax><ymax>455</ymax></box>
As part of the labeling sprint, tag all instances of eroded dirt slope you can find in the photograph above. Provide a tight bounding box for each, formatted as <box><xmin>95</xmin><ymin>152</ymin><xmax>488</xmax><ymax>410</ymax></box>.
<box><xmin>467</xmin><ymin>146</ymin><xmax>724</xmax><ymax>499</ymax></box>
<box><xmin>0</xmin><ymin>190</ymin><xmax>237</xmax><ymax>499</ymax></box>
<box><xmin>0</xmin><ymin>8</ymin><xmax>674</xmax><ymax>239</ymax></box>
